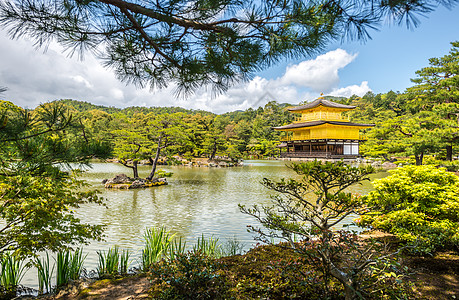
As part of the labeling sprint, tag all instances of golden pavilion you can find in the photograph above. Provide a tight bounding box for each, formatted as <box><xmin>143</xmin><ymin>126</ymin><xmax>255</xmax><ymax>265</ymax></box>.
<box><xmin>274</xmin><ymin>98</ymin><xmax>374</xmax><ymax>158</ymax></box>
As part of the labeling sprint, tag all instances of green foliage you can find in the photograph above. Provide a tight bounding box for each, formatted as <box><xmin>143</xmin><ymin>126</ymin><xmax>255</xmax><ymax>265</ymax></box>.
<box><xmin>150</xmin><ymin>251</ymin><xmax>229</xmax><ymax>300</ymax></box>
<box><xmin>1</xmin><ymin>1</ymin><xmax>446</xmax><ymax>94</ymax></box>
<box><xmin>155</xmin><ymin>170</ymin><xmax>173</xmax><ymax>178</ymax></box>
<box><xmin>361</xmin><ymin>165</ymin><xmax>459</xmax><ymax>254</ymax></box>
<box><xmin>35</xmin><ymin>253</ymin><xmax>54</xmax><ymax>295</ymax></box>
<box><xmin>55</xmin><ymin>249</ymin><xmax>86</xmax><ymax>287</ymax></box>
<box><xmin>241</xmin><ymin>161</ymin><xmax>412</xmax><ymax>299</ymax></box>
<box><xmin>192</xmin><ymin>234</ymin><xmax>222</xmax><ymax>258</ymax></box>
<box><xmin>0</xmin><ymin>101</ymin><xmax>105</xmax><ymax>257</ymax></box>
<box><xmin>0</xmin><ymin>253</ymin><xmax>27</xmax><ymax>297</ymax></box>
<box><xmin>142</xmin><ymin>227</ymin><xmax>175</xmax><ymax>271</ymax></box>
<box><xmin>97</xmin><ymin>246</ymin><xmax>130</xmax><ymax>278</ymax></box>
<box><xmin>353</xmin><ymin>42</ymin><xmax>459</xmax><ymax>163</ymax></box>
<box><xmin>166</xmin><ymin>237</ymin><xmax>187</xmax><ymax>262</ymax></box>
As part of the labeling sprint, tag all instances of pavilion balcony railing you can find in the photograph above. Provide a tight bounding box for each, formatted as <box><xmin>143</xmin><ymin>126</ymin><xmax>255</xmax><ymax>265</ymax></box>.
<box><xmin>280</xmin><ymin>136</ymin><xmax>292</xmax><ymax>141</ymax></box>
<box><xmin>280</xmin><ymin>152</ymin><xmax>359</xmax><ymax>158</ymax></box>
<box><xmin>280</xmin><ymin>135</ymin><xmax>366</xmax><ymax>142</ymax></box>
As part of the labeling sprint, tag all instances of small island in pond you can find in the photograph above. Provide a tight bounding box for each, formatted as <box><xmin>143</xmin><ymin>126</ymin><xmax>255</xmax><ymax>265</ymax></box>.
<box><xmin>102</xmin><ymin>174</ymin><xmax>168</xmax><ymax>189</ymax></box>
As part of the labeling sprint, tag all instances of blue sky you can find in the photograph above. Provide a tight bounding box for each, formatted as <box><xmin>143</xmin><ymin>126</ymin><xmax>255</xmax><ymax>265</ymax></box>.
<box><xmin>0</xmin><ymin>3</ymin><xmax>458</xmax><ymax>113</ymax></box>
<box><xmin>258</xmin><ymin>4</ymin><xmax>459</xmax><ymax>95</ymax></box>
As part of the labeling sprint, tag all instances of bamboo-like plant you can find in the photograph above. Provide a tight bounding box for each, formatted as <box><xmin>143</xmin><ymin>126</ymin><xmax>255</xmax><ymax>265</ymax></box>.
<box><xmin>35</xmin><ymin>252</ymin><xmax>54</xmax><ymax>295</ymax></box>
<box><xmin>142</xmin><ymin>227</ymin><xmax>174</xmax><ymax>271</ymax></box>
<box><xmin>0</xmin><ymin>253</ymin><xmax>27</xmax><ymax>296</ymax></box>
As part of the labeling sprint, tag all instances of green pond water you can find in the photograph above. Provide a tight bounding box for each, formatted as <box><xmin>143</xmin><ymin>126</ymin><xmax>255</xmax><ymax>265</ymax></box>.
<box><xmin>21</xmin><ymin>160</ymin><xmax>388</xmax><ymax>289</ymax></box>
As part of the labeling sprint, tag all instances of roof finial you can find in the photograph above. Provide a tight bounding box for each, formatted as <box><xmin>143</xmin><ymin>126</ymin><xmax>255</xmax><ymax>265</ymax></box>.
<box><xmin>318</xmin><ymin>93</ymin><xmax>324</xmax><ymax>99</ymax></box>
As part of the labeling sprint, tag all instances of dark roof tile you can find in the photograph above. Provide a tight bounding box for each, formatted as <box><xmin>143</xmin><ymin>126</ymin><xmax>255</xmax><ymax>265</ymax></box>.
<box><xmin>288</xmin><ymin>98</ymin><xmax>355</xmax><ymax>111</ymax></box>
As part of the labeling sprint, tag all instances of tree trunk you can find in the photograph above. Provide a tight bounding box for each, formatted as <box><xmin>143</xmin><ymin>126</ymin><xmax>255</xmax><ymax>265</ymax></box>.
<box><xmin>132</xmin><ymin>160</ymin><xmax>138</xmax><ymax>179</ymax></box>
<box><xmin>209</xmin><ymin>139</ymin><xmax>217</xmax><ymax>160</ymax></box>
<box><xmin>446</xmin><ymin>144</ymin><xmax>453</xmax><ymax>161</ymax></box>
<box><xmin>146</xmin><ymin>136</ymin><xmax>162</xmax><ymax>181</ymax></box>
<box><xmin>415</xmin><ymin>152</ymin><xmax>424</xmax><ymax>165</ymax></box>
<box><xmin>120</xmin><ymin>159</ymin><xmax>138</xmax><ymax>179</ymax></box>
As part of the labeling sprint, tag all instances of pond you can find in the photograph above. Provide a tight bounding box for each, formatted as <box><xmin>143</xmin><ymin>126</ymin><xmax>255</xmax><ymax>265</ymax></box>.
<box><xmin>21</xmin><ymin>160</ymin><xmax>388</xmax><ymax>289</ymax></box>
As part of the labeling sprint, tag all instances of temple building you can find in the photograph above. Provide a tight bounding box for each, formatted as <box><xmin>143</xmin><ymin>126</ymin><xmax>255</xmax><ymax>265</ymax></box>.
<box><xmin>274</xmin><ymin>97</ymin><xmax>374</xmax><ymax>158</ymax></box>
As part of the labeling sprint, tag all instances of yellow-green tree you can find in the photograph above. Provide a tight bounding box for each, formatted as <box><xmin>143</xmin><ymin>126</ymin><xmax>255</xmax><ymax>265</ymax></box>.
<box><xmin>0</xmin><ymin>101</ymin><xmax>105</xmax><ymax>257</ymax></box>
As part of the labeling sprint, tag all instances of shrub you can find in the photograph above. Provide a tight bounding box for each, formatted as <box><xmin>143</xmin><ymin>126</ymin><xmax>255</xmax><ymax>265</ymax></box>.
<box><xmin>360</xmin><ymin>165</ymin><xmax>459</xmax><ymax>254</ymax></box>
<box><xmin>240</xmin><ymin>160</ymin><xmax>413</xmax><ymax>299</ymax></box>
<box><xmin>150</xmin><ymin>251</ymin><xmax>229</xmax><ymax>300</ymax></box>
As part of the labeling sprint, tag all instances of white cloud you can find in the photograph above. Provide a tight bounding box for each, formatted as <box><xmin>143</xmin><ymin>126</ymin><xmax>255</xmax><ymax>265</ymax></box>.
<box><xmin>0</xmin><ymin>28</ymin><xmax>370</xmax><ymax>114</ymax></box>
<box><xmin>279</xmin><ymin>49</ymin><xmax>357</xmax><ymax>92</ymax></box>
<box><xmin>330</xmin><ymin>81</ymin><xmax>371</xmax><ymax>98</ymax></box>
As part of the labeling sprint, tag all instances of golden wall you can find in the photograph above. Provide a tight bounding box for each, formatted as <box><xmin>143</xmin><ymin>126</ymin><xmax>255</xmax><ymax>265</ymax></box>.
<box><xmin>293</xmin><ymin>107</ymin><xmax>349</xmax><ymax>123</ymax></box>
<box><xmin>289</xmin><ymin>124</ymin><xmax>361</xmax><ymax>140</ymax></box>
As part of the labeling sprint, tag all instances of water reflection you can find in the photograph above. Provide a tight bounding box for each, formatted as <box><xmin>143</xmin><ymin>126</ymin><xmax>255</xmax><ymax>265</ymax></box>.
<box><xmin>21</xmin><ymin>160</ymin><xmax>388</xmax><ymax>288</ymax></box>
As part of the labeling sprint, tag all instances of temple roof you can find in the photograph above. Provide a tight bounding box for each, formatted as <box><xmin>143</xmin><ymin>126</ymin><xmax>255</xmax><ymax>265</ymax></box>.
<box><xmin>273</xmin><ymin>120</ymin><xmax>374</xmax><ymax>130</ymax></box>
<box><xmin>288</xmin><ymin>98</ymin><xmax>355</xmax><ymax>111</ymax></box>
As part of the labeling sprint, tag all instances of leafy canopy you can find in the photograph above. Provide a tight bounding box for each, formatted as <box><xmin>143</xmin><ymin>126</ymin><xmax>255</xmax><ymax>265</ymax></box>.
<box><xmin>1</xmin><ymin>0</ymin><xmax>457</xmax><ymax>94</ymax></box>
<box><xmin>360</xmin><ymin>165</ymin><xmax>459</xmax><ymax>254</ymax></box>
<box><xmin>0</xmin><ymin>101</ymin><xmax>106</xmax><ymax>257</ymax></box>
<box><xmin>239</xmin><ymin>161</ymin><xmax>412</xmax><ymax>300</ymax></box>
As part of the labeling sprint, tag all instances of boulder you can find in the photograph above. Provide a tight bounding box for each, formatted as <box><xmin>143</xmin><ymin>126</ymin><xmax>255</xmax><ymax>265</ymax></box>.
<box><xmin>381</xmin><ymin>161</ymin><xmax>398</xmax><ymax>169</ymax></box>
<box><xmin>130</xmin><ymin>179</ymin><xmax>146</xmax><ymax>189</ymax></box>
<box><xmin>106</xmin><ymin>174</ymin><xmax>132</xmax><ymax>184</ymax></box>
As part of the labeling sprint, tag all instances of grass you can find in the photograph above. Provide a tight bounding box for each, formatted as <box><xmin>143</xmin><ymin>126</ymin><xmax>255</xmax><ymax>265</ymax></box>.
<box><xmin>192</xmin><ymin>234</ymin><xmax>221</xmax><ymax>258</ymax></box>
<box><xmin>222</xmin><ymin>236</ymin><xmax>245</xmax><ymax>256</ymax></box>
<box><xmin>142</xmin><ymin>227</ymin><xmax>174</xmax><ymax>271</ymax></box>
<box><xmin>56</xmin><ymin>249</ymin><xmax>86</xmax><ymax>287</ymax></box>
<box><xmin>167</xmin><ymin>236</ymin><xmax>187</xmax><ymax>261</ymax></box>
<box><xmin>35</xmin><ymin>252</ymin><xmax>54</xmax><ymax>295</ymax></box>
<box><xmin>0</xmin><ymin>253</ymin><xmax>27</xmax><ymax>295</ymax></box>
<box><xmin>97</xmin><ymin>247</ymin><xmax>130</xmax><ymax>277</ymax></box>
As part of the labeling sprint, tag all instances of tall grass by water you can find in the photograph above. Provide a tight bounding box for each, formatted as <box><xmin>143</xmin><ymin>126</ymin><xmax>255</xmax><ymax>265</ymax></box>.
<box><xmin>193</xmin><ymin>234</ymin><xmax>221</xmax><ymax>258</ymax></box>
<box><xmin>0</xmin><ymin>227</ymin><xmax>245</xmax><ymax>298</ymax></box>
<box><xmin>97</xmin><ymin>246</ymin><xmax>130</xmax><ymax>277</ymax></box>
<box><xmin>35</xmin><ymin>252</ymin><xmax>54</xmax><ymax>295</ymax></box>
<box><xmin>56</xmin><ymin>249</ymin><xmax>86</xmax><ymax>287</ymax></box>
<box><xmin>141</xmin><ymin>227</ymin><xmax>175</xmax><ymax>270</ymax></box>
<box><xmin>0</xmin><ymin>253</ymin><xmax>27</xmax><ymax>296</ymax></box>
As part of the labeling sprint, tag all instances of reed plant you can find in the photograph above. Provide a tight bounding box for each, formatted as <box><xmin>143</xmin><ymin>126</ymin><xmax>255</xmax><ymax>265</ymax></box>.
<box><xmin>56</xmin><ymin>249</ymin><xmax>86</xmax><ymax>287</ymax></box>
<box><xmin>142</xmin><ymin>227</ymin><xmax>174</xmax><ymax>271</ymax></box>
<box><xmin>193</xmin><ymin>234</ymin><xmax>221</xmax><ymax>258</ymax></box>
<box><xmin>35</xmin><ymin>252</ymin><xmax>54</xmax><ymax>295</ymax></box>
<box><xmin>97</xmin><ymin>247</ymin><xmax>119</xmax><ymax>278</ymax></box>
<box><xmin>167</xmin><ymin>236</ymin><xmax>187</xmax><ymax>261</ymax></box>
<box><xmin>119</xmin><ymin>249</ymin><xmax>130</xmax><ymax>275</ymax></box>
<box><xmin>222</xmin><ymin>236</ymin><xmax>245</xmax><ymax>256</ymax></box>
<box><xmin>0</xmin><ymin>253</ymin><xmax>27</xmax><ymax>296</ymax></box>
<box><xmin>97</xmin><ymin>247</ymin><xmax>130</xmax><ymax>277</ymax></box>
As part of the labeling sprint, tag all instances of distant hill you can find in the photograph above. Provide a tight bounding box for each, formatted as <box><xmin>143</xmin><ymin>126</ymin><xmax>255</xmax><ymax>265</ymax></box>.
<box><xmin>57</xmin><ymin>99</ymin><xmax>214</xmax><ymax>116</ymax></box>
<box><xmin>58</xmin><ymin>99</ymin><xmax>121</xmax><ymax>114</ymax></box>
